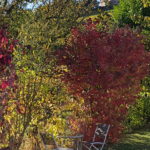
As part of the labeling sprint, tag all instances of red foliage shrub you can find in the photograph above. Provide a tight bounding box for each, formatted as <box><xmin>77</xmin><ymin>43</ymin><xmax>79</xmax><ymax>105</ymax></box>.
<box><xmin>57</xmin><ymin>20</ymin><xmax>150</xmax><ymax>142</ymax></box>
<box><xmin>0</xmin><ymin>29</ymin><xmax>15</xmax><ymax>70</ymax></box>
<box><xmin>0</xmin><ymin>28</ymin><xmax>17</xmax><ymax>126</ymax></box>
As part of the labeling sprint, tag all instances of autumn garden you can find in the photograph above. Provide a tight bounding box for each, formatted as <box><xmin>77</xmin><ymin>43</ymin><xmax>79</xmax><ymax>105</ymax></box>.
<box><xmin>0</xmin><ymin>0</ymin><xmax>150</xmax><ymax>150</ymax></box>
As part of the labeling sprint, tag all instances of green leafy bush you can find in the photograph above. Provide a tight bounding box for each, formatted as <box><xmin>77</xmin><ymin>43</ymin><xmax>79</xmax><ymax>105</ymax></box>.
<box><xmin>112</xmin><ymin>0</ymin><xmax>144</xmax><ymax>27</ymax></box>
<box><xmin>111</xmin><ymin>0</ymin><xmax>150</xmax><ymax>50</ymax></box>
<box><xmin>125</xmin><ymin>78</ymin><xmax>150</xmax><ymax>131</ymax></box>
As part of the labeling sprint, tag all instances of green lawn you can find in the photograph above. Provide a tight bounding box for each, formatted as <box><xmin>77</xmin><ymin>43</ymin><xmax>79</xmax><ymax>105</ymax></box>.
<box><xmin>109</xmin><ymin>129</ymin><xmax>150</xmax><ymax>150</ymax></box>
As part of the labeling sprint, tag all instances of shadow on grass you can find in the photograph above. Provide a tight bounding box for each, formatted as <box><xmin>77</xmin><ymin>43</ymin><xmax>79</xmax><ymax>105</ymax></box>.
<box><xmin>110</xmin><ymin>143</ymin><xmax>150</xmax><ymax>150</ymax></box>
<box><xmin>107</xmin><ymin>130</ymin><xmax>150</xmax><ymax>150</ymax></box>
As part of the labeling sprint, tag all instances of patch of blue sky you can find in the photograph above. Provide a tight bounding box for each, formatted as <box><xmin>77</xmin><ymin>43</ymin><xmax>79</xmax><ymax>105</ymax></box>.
<box><xmin>25</xmin><ymin>1</ymin><xmax>43</xmax><ymax>10</ymax></box>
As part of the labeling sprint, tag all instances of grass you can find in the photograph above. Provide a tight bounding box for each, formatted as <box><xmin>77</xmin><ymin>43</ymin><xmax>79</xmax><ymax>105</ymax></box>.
<box><xmin>109</xmin><ymin>129</ymin><xmax>150</xmax><ymax>150</ymax></box>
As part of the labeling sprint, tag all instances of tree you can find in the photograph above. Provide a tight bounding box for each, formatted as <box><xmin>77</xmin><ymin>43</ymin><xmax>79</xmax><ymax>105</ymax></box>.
<box><xmin>57</xmin><ymin>20</ymin><xmax>150</xmax><ymax>142</ymax></box>
<box><xmin>0</xmin><ymin>32</ymin><xmax>74</xmax><ymax>149</ymax></box>
<box><xmin>0</xmin><ymin>0</ymin><xmax>96</xmax><ymax>149</ymax></box>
